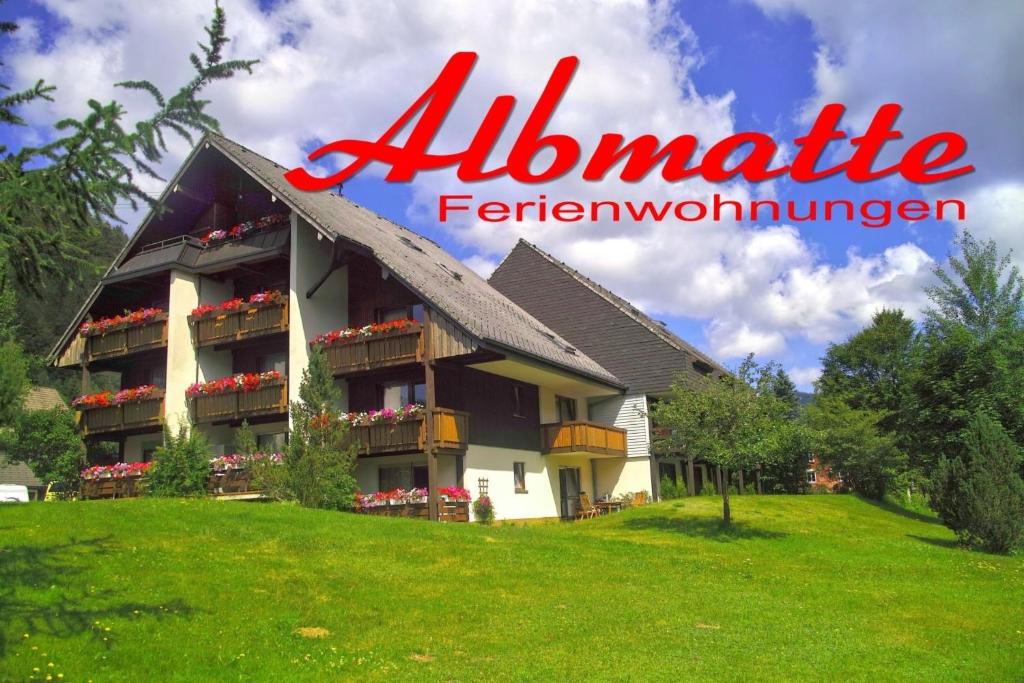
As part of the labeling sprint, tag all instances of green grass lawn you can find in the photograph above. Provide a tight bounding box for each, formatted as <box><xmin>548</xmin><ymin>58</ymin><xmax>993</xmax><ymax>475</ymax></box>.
<box><xmin>1</xmin><ymin>495</ymin><xmax>1022</xmax><ymax>682</ymax></box>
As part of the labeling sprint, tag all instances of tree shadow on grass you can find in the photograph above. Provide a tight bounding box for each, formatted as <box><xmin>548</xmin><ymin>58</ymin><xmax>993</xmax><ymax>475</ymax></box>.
<box><xmin>621</xmin><ymin>515</ymin><xmax>787</xmax><ymax>542</ymax></box>
<box><xmin>906</xmin><ymin>534</ymin><xmax>960</xmax><ymax>550</ymax></box>
<box><xmin>0</xmin><ymin>534</ymin><xmax>193</xmax><ymax>657</ymax></box>
<box><xmin>858</xmin><ymin>496</ymin><xmax>942</xmax><ymax>526</ymax></box>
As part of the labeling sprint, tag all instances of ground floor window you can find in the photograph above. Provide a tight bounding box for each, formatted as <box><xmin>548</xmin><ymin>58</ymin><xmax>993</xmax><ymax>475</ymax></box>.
<box><xmin>806</xmin><ymin>469</ymin><xmax>817</xmax><ymax>484</ymax></box>
<box><xmin>379</xmin><ymin>465</ymin><xmax>412</xmax><ymax>491</ymax></box>
<box><xmin>513</xmin><ymin>461</ymin><xmax>527</xmax><ymax>493</ymax></box>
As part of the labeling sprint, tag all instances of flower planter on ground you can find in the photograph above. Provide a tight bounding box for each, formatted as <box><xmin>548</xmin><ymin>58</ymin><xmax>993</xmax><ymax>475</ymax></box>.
<box><xmin>355</xmin><ymin>488</ymin><xmax>471</xmax><ymax>522</ymax></box>
<box><xmin>313</xmin><ymin>320</ymin><xmax>423</xmax><ymax>375</ymax></box>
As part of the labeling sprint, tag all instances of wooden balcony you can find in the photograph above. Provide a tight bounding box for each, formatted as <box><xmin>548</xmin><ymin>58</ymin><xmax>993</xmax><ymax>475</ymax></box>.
<box><xmin>348</xmin><ymin>408</ymin><xmax>469</xmax><ymax>456</ymax></box>
<box><xmin>79</xmin><ymin>395</ymin><xmax>164</xmax><ymax>436</ymax></box>
<box><xmin>191</xmin><ymin>380</ymin><xmax>288</xmax><ymax>423</ymax></box>
<box><xmin>540</xmin><ymin>421</ymin><xmax>628</xmax><ymax>458</ymax></box>
<box><xmin>322</xmin><ymin>324</ymin><xmax>423</xmax><ymax>375</ymax></box>
<box><xmin>191</xmin><ymin>301</ymin><xmax>288</xmax><ymax>348</ymax></box>
<box><xmin>85</xmin><ymin>316</ymin><xmax>168</xmax><ymax>362</ymax></box>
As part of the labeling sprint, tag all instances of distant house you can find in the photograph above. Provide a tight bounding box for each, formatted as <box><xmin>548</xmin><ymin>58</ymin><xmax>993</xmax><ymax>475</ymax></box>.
<box><xmin>489</xmin><ymin>239</ymin><xmax>733</xmax><ymax>498</ymax></box>
<box><xmin>0</xmin><ymin>386</ymin><xmax>67</xmax><ymax>500</ymax></box>
<box><xmin>807</xmin><ymin>455</ymin><xmax>843</xmax><ymax>492</ymax></box>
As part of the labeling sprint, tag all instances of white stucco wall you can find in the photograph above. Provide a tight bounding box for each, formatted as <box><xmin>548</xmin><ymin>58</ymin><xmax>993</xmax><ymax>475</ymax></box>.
<box><xmin>463</xmin><ymin>445</ymin><xmax>596</xmax><ymax>521</ymax></box>
<box><xmin>124</xmin><ymin>433</ymin><xmax>164</xmax><ymax>462</ymax></box>
<box><xmin>288</xmin><ymin>215</ymin><xmax>348</xmax><ymax>414</ymax></box>
<box><xmin>165</xmin><ymin>270</ymin><xmax>200</xmax><ymax>430</ymax></box>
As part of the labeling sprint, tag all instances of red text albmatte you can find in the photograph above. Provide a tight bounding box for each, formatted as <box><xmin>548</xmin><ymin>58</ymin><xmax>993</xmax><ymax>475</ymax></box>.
<box><xmin>284</xmin><ymin>52</ymin><xmax>973</xmax><ymax>190</ymax></box>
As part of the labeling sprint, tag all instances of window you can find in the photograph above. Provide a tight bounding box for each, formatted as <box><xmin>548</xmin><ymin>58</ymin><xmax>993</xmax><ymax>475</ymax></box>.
<box><xmin>514</xmin><ymin>462</ymin><xmax>527</xmax><ymax>493</ymax></box>
<box><xmin>259</xmin><ymin>352</ymin><xmax>287</xmax><ymax>375</ymax></box>
<box><xmin>512</xmin><ymin>385</ymin><xmax>525</xmax><ymax>418</ymax></box>
<box><xmin>555</xmin><ymin>395</ymin><xmax>577</xmax><ymax>423</ymax></box>
<box><xmin>381</xmin><ymin>381</ymin><xmax>426</xmax><ymax>409</ymax></box>
<box><xmin>379</xmin><ymin>465</ymin><xmax>411</xmax><ymax>491</ymax></box>
<box><xmin>377</xmin><ymin>304</ymin><xmax>425</xmax><ymax>323</ymax></box>
<box><xmin>257</xmin><ymin>432</ymin><xmax>288</xmax><ymax>452</ymax></box>
<box><xmin>806</xmin><ymin>469</ymin><xmax>817</xmax><ymax>484</ymax></box>
<box><xmin>141</xmin><ymin>442</ymin><xmax>160</xmax><ymax>463</ymax></box>
<box><xmin>150</xmin><ymin>366</ymin><xmax>166</xmax><ymax>388</ymax></box>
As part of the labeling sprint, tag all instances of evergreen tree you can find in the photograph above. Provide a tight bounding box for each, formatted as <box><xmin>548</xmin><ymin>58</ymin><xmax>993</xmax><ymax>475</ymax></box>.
<box><xmin>933</xmin><ymin>412</ymin><xmax>1024</xmax><ymax>553</ymax></box>
<box><xmin>286</xmin><ymin>349</ymin><xmax>357</xmax><ymax>510</ymax></box>
<box><xmin>963</xmin><ymin>415</ymin><xmax>1024</xmax><ymax>553</ymax></box>
<box><xmin>0</xmin><ymin>2</ymin><xmax>258</xmax><ymax>293</ymax></box>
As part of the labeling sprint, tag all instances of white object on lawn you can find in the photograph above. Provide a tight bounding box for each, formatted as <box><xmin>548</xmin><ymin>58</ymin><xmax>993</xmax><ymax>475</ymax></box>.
<box><xmin>0</xmin><ymin>484</ymin><xmax>29</xmax><ymax>503</ymax></box>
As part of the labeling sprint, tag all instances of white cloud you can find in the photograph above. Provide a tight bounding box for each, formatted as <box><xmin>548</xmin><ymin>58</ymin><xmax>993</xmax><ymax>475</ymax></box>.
<box><xmin>788</xmin><ymin>366</ymin><xmax>821</xmax><ymax>391</ymax></box>
<box><xmin>750</xmin><ymin>0</ymin><xmax>1024</xmax><ymax>249</ymax></box>
<box><xmin>4</xmin><ymin>0</ymin><xmax>957</xmax><ymax>361</ymax></box>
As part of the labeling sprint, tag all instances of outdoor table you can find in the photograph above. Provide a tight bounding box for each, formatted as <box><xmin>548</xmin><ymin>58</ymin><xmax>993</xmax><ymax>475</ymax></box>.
<box><xmin>594</xmin><ymin>500</ymin><xmax>623</xmax><ymax>515</ymax></box>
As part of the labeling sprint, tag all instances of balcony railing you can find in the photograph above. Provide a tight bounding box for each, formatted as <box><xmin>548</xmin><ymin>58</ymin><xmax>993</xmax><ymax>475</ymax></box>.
<box><xmin>191</xmin><ymin>301</ymin><xmax>288</xmax><ymax>348</ymax></box>
<box><xmin>191</xmin><ymin>380</ymin><xmax>288</xmax><ymax>423</ymax></box>
<box><xmin>348</xmin><ymin>408</ymin><xmax>469</xmax><ymax>456</ymax></box>
<box><xmin>321</xmin><ymin>324</ymin><xmax>423</xmax><ymax>375</ymax></box>
<box><xmin>86</xmin><ymin>316</ymin><xmax>168</xmax><ymax>362</ymax></box>
<box><xmin>540</xmin><ymin>421</ymin><xmax>627</xmax><ymax>457</ymax></box>
<box><xmin>79</xmin><ymin>394</ymin><xmax>164</xmax><ymax>436</ymax></box>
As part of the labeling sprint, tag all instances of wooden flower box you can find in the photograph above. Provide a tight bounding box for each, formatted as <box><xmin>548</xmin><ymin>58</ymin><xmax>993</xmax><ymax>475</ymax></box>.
<box><xmin>321</xmin><ymin>323</ymin><xmax>423</xmax><ymax>375</ymax></box>
<box><xmin>79</xmin><ymin>395</ymin><xmax>164</xmax><ymax>436</ymax></box>
<box><xmin>191</xmin><ymin>380</ymin><xmax>287</xmax><ymax>423</ymax></box>
<box><xmin>347</xmin><ymin>408</ymin><xmax>469</xmax><ymax>455</ymax></box>
<box><xmin>80</xmin><ymin>475</ymin><xmax>144</xmax><ymax>500</ymax></box>
<box><xmin>190</xmin><ymin>300</ymin><xmax>288</xmax><ymax>348</ymax></box>
<box><xmin>357</xmin><ymin>500</ymin><xmax>469</xmax><ymax>522</ymax></box>
<box><xmin>86</xmin><ymin>315</ymin><xmax>168</xmax><ymax>361</ymax></box>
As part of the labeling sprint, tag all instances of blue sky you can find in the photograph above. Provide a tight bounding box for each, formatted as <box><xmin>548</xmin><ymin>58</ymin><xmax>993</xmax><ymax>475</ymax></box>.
<box><xmin>1</xmin><ymin>1</ymin><xmax>1018</xmax><ymax>389</ymax></box>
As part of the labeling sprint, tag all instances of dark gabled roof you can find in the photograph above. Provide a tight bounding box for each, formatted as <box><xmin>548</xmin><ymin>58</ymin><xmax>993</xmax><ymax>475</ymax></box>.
<box><xmin>489</xmin><ymin>239</ymin><xmax>729</xmax><ymax>395</ymax></box>
<box><xmin>50</xmin><ymin>135</ymin><xmax>621</xmax><ymax>389</ymax></box>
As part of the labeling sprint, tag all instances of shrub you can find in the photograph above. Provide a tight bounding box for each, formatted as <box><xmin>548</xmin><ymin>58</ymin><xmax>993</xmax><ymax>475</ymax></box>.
<box><xmin>472</xmin><ymin>495</ymin><xmax>495</xmax><ymax>524</ymax></box>
<box><xmin>9</xmin><ymin>407</ymin><xmax>84</xmax><ymax>495</ymax></box>
<box><xmin>659</xmin><ymin>475</ymin><xmax>685</xmax><ymax>500</ymax></box>
<box><xmin>147</xmin><ymin>425</ymin><xmax>211</xmax><ymax>497</ymax></box>
<box><xmin>932</xmin><ymin>412</ymin><xmax>1024</xmax><ymax>553</ymax></box>
<box><xmin>699</xmin><ymin>479</ymin><xmax>717</xmax><ymax>496</ymax></box>
<box><xmin>962</xmin><ymin>413</ymin><xmax>1024</xmax><ymax>553</ymax></box>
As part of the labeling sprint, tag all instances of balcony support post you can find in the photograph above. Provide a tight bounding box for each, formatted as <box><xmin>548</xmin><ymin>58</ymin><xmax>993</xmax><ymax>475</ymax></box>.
<box><xmin>423</xmin><ymin>306</ymin><xmax>439</xmax><ymax>521</ymax></box>
<box><xmin>686</xmin><ymin>456</ymin><xmax>696</xmax><ymax>497</ymax></box>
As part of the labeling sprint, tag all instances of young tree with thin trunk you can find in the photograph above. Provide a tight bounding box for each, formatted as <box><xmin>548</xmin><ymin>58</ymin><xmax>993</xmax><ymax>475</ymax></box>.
<box><xmin>651</xmin><ymin>355</ymin><xmax>800</xmax><ymax>522</ymax></box>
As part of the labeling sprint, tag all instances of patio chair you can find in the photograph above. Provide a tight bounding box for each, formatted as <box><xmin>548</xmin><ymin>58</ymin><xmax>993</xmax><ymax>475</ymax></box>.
<box><xmin>576</xmin><ymin>492</ymin><xmax>599</xmax><ymax>520</ymax></box>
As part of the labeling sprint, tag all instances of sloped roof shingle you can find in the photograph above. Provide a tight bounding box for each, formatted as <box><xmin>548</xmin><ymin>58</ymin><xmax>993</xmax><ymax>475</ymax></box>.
<box><xmin>489</xmin><ymin>239</ymin><xmax>730</xmax><ymax>395</ymax></box>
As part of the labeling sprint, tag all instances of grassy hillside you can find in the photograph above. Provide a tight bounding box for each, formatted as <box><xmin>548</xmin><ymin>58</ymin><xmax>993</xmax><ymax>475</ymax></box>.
<box><xmin>1</xmin><ymin>496</ymin><xmax>1021</xmax><ymax>681</ymax></box>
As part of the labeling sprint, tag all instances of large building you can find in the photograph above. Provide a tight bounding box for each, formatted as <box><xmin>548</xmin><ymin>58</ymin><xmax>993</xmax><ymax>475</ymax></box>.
<box><xmin>489</xmin><ymin>239</ymin><xmax>731</xmax><ymax>497</ymax></box>
<box><xmin>50</xmin><ymin>134</ymin><xmax>726</xmax><ymax>520</ymax></box>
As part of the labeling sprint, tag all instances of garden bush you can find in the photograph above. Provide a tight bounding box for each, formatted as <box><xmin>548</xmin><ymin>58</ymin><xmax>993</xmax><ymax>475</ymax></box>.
<box><xmin>147</xmin><ymin>425</ymin><xmax>211</xmax><ymax>497</ymax></box>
